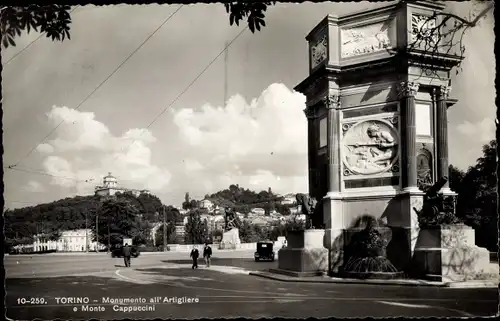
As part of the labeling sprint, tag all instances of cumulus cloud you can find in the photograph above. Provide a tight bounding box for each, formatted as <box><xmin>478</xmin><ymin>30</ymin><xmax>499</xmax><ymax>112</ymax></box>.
<box><xmin>23</xmin><ymin>180</ymin><xmax>46</xmax><ymax>193</ymax></box>
<box><xmin>172</xmin><ymin>83</ymin><xmax>308</xmax><ymax>196</ymax></box>
<box><xmin>36</xmin><ymin>143</ymin><xmax>54</xmax><ymax>153</ymax></box>
<box><xmin>37</xmin><ymin>106</ymin><xmax>171</xmax><ymax>195</ymax></box>
<box><xmin>456</xmin><ymin>118</ymin><xmax>495</xmax><ymax>143</ymax></box>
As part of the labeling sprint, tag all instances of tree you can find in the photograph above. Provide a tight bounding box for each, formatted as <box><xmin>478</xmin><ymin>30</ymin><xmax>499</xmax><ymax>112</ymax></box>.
<box><xmin>401</xmin><ymin>1</ymin><xmax>493</xmax><ymax>77</ymax></box>
<box><xmin>1</xmin><ymin>5</ymin><xmax>72</xmax><ymax>49</ymax></box>
<box><xmin>184</xmin><ymin>210</ymin><xmax>206</xmax><ymax>244</ymax></box>
<box><xmin>453</xmin><ymin>140</ymin><xmax>497</xmax><ymax>251</ymax></box>
<box><xmin>238</xmin><ymin>220</ymin><xmax>257</xmax><ymax>243</ymax></box>
<box><xmin>225</xmin><ymin>2</ymin><xmax>276</xmax><ymax>33</ymax></box>
<box><xmin>182</xmin><ymin>192</ymin><xmax>191</xmax><ymax>210</ymax></box>
<box><xmin>449</xmin><ymin>165</ymin><xmax>465</xmax><ymax>193</ymax></box>
<box><xmin>155</xmin><ymin>223</ymin><xmax>177</xmax><ymax>247</ymax></box>
<box><xmin>92</xmin><ymin>198</ymin><xmax>142</xmax><ymax>247</ymax></box>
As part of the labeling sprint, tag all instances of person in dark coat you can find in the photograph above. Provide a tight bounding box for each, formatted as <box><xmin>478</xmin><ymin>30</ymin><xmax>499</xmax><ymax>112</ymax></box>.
<box><xmin>203</xmin><ymin>242</ymin><xmax>212</xmax><ymax>267</ymax></box>
<box><xmin>122</xmin><ymin>243</ymin><xmax>131</xmax><ymax>267</ymax></box>
<box><xmin>190</xmin><ymin>246</ymin><xmax>199</xmax><ymax>269</ymax></box>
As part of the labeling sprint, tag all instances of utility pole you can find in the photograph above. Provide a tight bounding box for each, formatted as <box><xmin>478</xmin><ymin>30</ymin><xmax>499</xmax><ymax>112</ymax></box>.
<box><xmin>96</xmin><ymin>206</ymin><xmax>99</xmax><ymax>252</ymax></box>
<box><xmin>85</xmin><ymin>208</ymin><xmax>88</xmax><ymax>252</ymax></box>
<box><xmin>163</xmin><ymin>206</ymin><xmax>167</xmax><ymax>252</ymax></box>
<box><xmin>107</xmin><ymin>215</ymin><xmax>111</xmax><ymax>253</ymax></box>
<box><xmin>224</xmin><ymin>40</ymin><xmax>229</xmax><ymax>106</ymax></box>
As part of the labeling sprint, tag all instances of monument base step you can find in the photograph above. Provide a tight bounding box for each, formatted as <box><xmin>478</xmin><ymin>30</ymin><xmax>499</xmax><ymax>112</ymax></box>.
<box><xmin>278</xmin><ymin>247</ymin><xmax>328</xmax><ymax>272</ymax></box>
<box><xmin>269</xmin><ymin>268</ymin><xmax>326</xmax><ymax>278</ymax></box>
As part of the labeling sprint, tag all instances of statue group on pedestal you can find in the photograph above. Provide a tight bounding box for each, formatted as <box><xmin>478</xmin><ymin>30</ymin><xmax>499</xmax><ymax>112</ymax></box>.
<box><xmin>413</xmin><ymin>177</ymin><xmax>459</xmax><ymax>227</ymax></box>
<box><xmin>224</xmin><ymin>207</ymin><xmax>239</xmax><ymax>232</ymax></box>
<box><xmin>295</xmin><ymin>193</ymin><xmax>323</xmax><ymax>229</ymax></box>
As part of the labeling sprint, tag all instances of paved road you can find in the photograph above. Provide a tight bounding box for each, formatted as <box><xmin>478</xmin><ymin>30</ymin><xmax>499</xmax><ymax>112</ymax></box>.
<box><xmin>5</xmin><ymin>253</ymin><xmax>498</xmax><ymax>319</ymax></box>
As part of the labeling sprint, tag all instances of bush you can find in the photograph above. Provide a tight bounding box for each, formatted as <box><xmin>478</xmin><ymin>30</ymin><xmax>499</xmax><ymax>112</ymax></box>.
<box><xmin>343</xmin><ymin>217</ymin><xmax>397</xmax><ymax>273</ymax></box>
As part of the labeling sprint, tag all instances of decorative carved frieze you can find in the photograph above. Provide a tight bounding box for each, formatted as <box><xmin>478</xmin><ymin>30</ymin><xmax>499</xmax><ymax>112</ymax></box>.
<box><xmin>341</xmin><ymin>119</ymin><xmax>399</xmax><ymax>175</ymax></box>
<box><xmin>397</xmin><ymin>81</ymin><xmax>420</xmax><ymax>99</ymax></box>
<box><xmin>343</xmin><ymin>168</ymin><xmax>354</xmax><ymax>177</ymax></box>
<box><xmin>410</xmin><ymin>14</ymin><xmax>438</xmax><ymax>46</ymax></box>
<box><xmin>323</xmin><ymin>94</ymin><xmax>341</xmax><ymax>109</ymax></box>
<box><xmin>383</xmin><ymin>115</ymin><xmax>399</xmax><ymax>128</ymax></box>
<box><xmin>341</xmin><ymin>22</ymin><xmax>391</xmax><ymax>58</ymax></box>
<box><xmin>342</xmin><ymin>122</ymin><xmax>354</xmax><ymax>136</ymax></box>
<box><xmin>311</xmin><ymin>34</ymin><xmax>328</xmax><ymax>69</ymax></box>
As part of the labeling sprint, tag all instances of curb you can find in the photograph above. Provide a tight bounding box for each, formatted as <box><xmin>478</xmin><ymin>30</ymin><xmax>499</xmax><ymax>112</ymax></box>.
<box><xmin>249</xmin><ymin>272</ymin><xmax>499</xmax><ymax>288</ymax></box>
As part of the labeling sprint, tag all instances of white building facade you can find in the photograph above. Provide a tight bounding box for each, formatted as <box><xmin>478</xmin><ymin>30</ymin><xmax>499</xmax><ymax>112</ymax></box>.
<box><xmin>33</xmin><ymin>229</ymin><xmax>104</xmax><ymax>252</ymax></box>
<box><xmin>95</xmin><ymin>172</ymin><xmax>150</xmax><ymax>197</ymax></box>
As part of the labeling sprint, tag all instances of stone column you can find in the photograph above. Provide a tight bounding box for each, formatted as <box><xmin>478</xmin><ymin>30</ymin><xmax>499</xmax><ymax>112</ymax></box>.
<box><xmin>321</xmin><ymin>94</ymin><xmax>343</xmax><ymax>276</ymax></box>
<box><xmin>324</xmin><ymin>94</ymin><xmax>341</xmax><ymax>195</ymax></box>
<box><xmin>436</xmin><ymin>85</ymin><xmax>452</xmax><ymax>193</ymax></box>
<box><xmin>304</xmin><ymin>106</ymin><xmax>317</xmax><ymax>195</ymax></box>
<box><xmin>397</xmin><ymin>81</ymin><xmax>420</xmax><ymax>192</ymax></box>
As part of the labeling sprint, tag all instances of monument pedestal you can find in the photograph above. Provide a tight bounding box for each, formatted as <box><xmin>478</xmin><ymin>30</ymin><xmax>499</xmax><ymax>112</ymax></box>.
<box><xmin>219</xmin><ymin>228</ymin><xmax>240</xmax><ymax>250</ymax></box>
<box><xmin>275</xmin><ymin>229</ymin><xmax>328</xmax><ymax>277</ymax></box>
<box><xmin>412</xmin><ymin>224</ymin><xmax>493</xmax><ymax>282</ymax></box>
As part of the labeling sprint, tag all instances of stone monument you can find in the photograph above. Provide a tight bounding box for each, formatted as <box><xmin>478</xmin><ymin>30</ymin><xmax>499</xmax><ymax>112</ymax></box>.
<box><xmin>219</xmin><ymin>207</ymin><xmax>241</xmax><ymax>250</ymax></box>
<box><xmin>275</xmin><ymin>194</ymin><xmax>328</xmax><ymax>276</ymax></box>
<box><xmin>293</xmin><ymin>1</ymin><xmax>472</xmax><ymax>278</ymax></box>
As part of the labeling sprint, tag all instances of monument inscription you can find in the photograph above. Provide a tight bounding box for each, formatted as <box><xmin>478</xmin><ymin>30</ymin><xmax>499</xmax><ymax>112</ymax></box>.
<box><xmin>341</xmin><ymin>22</ymin><xmax>391</xmax><ymax>58</ymax></box>
<box><xmin>342</xmin><ymin>119</ymin><xmax>399</xmax><ymax>175</ymax></box>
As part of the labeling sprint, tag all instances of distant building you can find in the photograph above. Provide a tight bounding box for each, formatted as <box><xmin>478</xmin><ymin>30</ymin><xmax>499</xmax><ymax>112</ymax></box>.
<box><xmin>199</xmin><ymin>199</ymin><xmax>215</xmax><ymax>211</ymax></box>
<box><xmin>280</xmin><ymin>193</ymin><xmax>296</xmax><ymax>205</ymax></box>
<box><xmin>33</xmin><ymin>229</ymin><xmax>104</xmax><ymax>252</ymax></box>
<box><xmin>251</xmin><ymin>208</ymin><xmax>266</xmax><ymax>215</ymax></box>
<box><xmin>94</xmin><ymin>172</ymin><xmax>150</xmax><ymax>197</ymax></box>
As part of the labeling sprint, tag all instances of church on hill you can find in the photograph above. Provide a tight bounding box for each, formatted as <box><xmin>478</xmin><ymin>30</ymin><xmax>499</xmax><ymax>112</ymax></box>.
<box><xmin>94</xmin><ymin>172</ymin><xmax>150</xmax><ymax>197</ymax></box>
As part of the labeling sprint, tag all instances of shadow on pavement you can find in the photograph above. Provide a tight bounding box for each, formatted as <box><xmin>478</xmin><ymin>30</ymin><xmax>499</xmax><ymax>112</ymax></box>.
<box><xmin>161</xmin><ymin>257</ymin><xmax>277</xmax><ymax>271</ymax></box>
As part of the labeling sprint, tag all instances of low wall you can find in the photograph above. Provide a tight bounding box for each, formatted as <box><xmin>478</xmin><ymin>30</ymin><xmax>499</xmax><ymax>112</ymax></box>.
<box><xmin>168</xmin><ymin>242</ymin><xmax>257</xmax><ymax>252</ymax></box>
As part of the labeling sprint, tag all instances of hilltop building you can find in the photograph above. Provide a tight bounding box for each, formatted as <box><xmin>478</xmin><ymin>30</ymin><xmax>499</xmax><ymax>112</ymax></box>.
<box><xmin>94</xmin><ymin>172</ymin><xmax>150</xmax><ymax>197</ymax></box>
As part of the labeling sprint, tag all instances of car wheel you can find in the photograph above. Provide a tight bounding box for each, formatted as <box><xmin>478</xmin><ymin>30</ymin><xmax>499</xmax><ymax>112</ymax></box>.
<box><xmin>255</xmin><ymin>258</ymin><xmax>259</xmax><ymax>262</ymax></box>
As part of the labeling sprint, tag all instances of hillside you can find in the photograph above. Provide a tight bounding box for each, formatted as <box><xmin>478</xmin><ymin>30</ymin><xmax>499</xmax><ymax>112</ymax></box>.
<box><xmin>202</xmin><ymin>184</ymin><xmax>295</xmax><ymax>215</ymax></box>
<box><xmin>4</xmin><ymin>192</ymin><xmax>164</xmax><ymax>246</ymax></box>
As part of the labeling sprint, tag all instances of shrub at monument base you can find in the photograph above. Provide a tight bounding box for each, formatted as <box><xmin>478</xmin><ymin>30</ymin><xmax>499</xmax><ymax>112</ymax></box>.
<box><xmin>340</xmin><ymin>217</ymin><xmax>403</xmax><ymax>279</ymax></box>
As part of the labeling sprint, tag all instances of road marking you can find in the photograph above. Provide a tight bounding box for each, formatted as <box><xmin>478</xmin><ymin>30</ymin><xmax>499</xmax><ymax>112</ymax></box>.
<box><xmin>376</xmin><ymin>300</ymin><xmax>476</xmax><ymax>317</ymax></box>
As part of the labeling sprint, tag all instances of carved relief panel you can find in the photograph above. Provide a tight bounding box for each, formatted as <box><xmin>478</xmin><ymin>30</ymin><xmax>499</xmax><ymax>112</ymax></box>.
<box><xmin>310</xmin><ymin>34</ymin><xmax>328</xmax><ymax>69</ymax></box>
<box><xmin>341</xmin><ymin>119</ymin><xmax>399</xmax><ymax>176</ymax></box>
<box><xmin>416</xmin><ymin>148</ymin><xmax>433</xmax><ymax>190</ymax></box>
<box><xmin>410</xmin><ymin>14</ymin><xmax>438</xmax><ymax>47</ymax></box>
<box><xmin>341</xmin><ymin>22</ymin><xmax>392</xmax><ymax>58</ymax></box>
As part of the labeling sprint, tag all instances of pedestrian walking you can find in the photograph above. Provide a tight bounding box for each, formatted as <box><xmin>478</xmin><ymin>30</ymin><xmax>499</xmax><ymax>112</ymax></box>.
<box><xmin>203</xmin><ymin>242</ymin><xmax>212</xmax><ymax>267</ymax></box>
<box><xmin>190</xmin><ymin>246</ymin><xmax>199</xmax><ymax>269</ymax></box>
<box><xmin>122</xmin><ymin>243</ymin><xmax>131</xmax><ymax>268</ymax></box>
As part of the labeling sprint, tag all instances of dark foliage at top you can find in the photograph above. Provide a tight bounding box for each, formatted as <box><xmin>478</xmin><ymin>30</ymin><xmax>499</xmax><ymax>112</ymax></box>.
<box><xmin>1</xmin><ymin>5</ymin><xmax>72</xmax><ymax>48</ymax></box>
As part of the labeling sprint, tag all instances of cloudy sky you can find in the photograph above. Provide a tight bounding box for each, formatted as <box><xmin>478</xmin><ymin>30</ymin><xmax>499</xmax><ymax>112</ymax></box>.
<box><xmin>2</xmin><ymin>1</ymin><xmax>495</xmax><ymax>209</ymax></box>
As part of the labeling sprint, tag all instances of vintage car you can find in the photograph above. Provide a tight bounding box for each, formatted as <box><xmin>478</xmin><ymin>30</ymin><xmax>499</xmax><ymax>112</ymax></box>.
<box><xmin>111</xmin><ymin>245</ymin><xmax>140</xmax><ymax>258</ymax></box>
<box><xmin>254</xmin><ymin>241</ymin><xmax>275</xmax><ymax>262</ymax></box>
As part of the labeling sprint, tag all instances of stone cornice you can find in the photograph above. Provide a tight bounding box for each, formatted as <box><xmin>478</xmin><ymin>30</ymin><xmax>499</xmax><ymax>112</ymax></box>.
<box><xmin>397</xmin><ymin>81</ymin><xmax>420</xmax><ymax>99</ymax></box>
<box><xmin>303</xmin><ymin>107</ymin><xmax>316</xmax><ymax>119</ymax></box>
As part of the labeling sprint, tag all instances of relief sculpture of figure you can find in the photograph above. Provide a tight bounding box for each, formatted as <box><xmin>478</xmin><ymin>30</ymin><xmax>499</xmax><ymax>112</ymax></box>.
<box><xmin>348</xmin><ymin>123</ymin><xmax>397</xmax><ymax>170</ymax></box>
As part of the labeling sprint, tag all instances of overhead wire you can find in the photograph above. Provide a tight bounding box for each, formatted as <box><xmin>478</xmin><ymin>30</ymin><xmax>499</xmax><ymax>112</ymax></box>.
<box><xmin>8</xmin><ymin>4</ymin><xmax>184</xmax><ymax>169</ymax></box>
<box><xmin>3</xmin><ymin>5</ymin><xmax>81</xmax><ymax>66</ymax></box>
<box><xmin>111</xmin><ymin>25</ymin><xmax>249</xmax><ymax>160</ymax></box>
<box><xmin>4</xmin><ymin>165</ymin><xmax>96</xmax><ymax>184</ymax></box>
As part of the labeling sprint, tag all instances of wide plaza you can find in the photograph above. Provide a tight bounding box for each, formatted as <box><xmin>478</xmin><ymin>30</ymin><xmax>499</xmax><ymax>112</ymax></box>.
<box><xmin>5</xmin><ymin>251</ymin><xmax>498</xmax><ymax>319</ymax></box>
